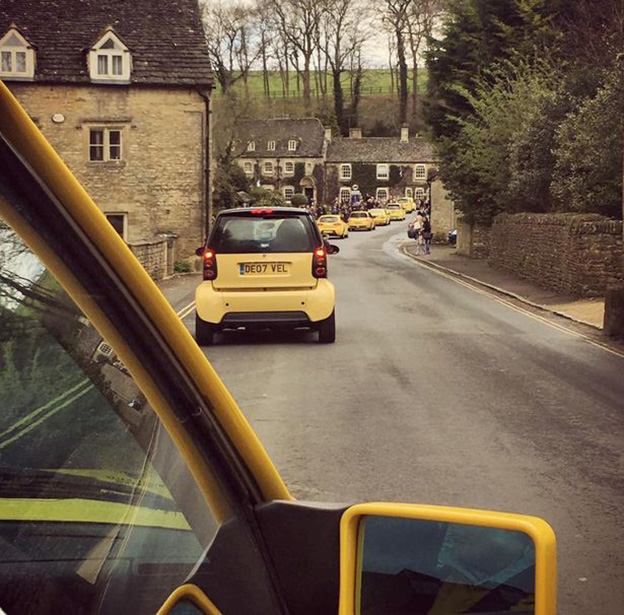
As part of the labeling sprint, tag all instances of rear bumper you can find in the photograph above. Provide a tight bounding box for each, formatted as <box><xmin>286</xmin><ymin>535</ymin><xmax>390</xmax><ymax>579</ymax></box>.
<box><xmin>196</xmin><ymin>279</ymin><xmax>335</xmax><ymax>325</ymax></box>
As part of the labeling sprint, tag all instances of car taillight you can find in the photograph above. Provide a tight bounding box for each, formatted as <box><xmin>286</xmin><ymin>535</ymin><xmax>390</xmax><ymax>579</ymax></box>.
<box><xmin>202</xmin><ymin>249</ymin><xmax>217</xmax><ymax>280</ymax></box>
<box><xmin>313</xmin><ymin>246</ymin><xmax>327</xmax><ymax>278</ymax></box>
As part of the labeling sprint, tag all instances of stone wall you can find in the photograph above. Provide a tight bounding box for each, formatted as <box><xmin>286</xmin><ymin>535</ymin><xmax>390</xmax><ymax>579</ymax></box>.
<box><xmin>456</xmin><ymin>218</ymin><xmax>490</xmax><ymax>257</ymax></box>
<box><xmin>8</xmin><ymin>83</ymin><xmax>206</xmax><ymax>258</ymax></box>
<box><xmin>489</xmin><ymin>213</ymin><xmax>623</xmax><ymax>297</ymax></box>
<box><xmin>130</xmin><ymin>240</ymin><xmax>169</xmax><ymax>281</ymax></box>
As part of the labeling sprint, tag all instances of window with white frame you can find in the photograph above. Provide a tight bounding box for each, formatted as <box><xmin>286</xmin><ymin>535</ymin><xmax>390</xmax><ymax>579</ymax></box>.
<box><xmin>88</xmin><ymin>128</ymin><xmax>123</xmax><ymax>162</ymax></box>
<box><xmin>0</xmin><ymin>28</ymin><xmax>35</xmax><ymax>80</ymax></box>
<box><xmin>405</xmin><ymin>187</ymin><xmax>413</xmax><ymax>198</ymax></box>
<box><xmin>340</xmin><ymin>164</ymin><xmax>352</xmax><ymax>181</ymax></box>
<box><xmin>283</xmin><ymin>186</ymin><xmax>295</xmax><ymax>200</ymax></box>
<box><xmin>247</xmin><ymin>141</ymin><xmax>256</xmax><ymax>152</ymax></box>
<box><xmin>377</xmin><ymin>164</ymin><xmax>389</xmax><ymax>180</ymax></box>
<box><xmin>89</xmin><ymin>29</ymin><xmax>131</xmax><ymax>83</ymax></box>
<box><xmin>415</xmin><ymin>187</ymin><xmax>426</xmax><ymax>199</ymax></box>
<box><xmin>414</xmin><ymin>164</ymin><xmax>427</xmax><ymax>180</ymax></box>
<box><xmin>243</xmin><ymin>161</ymin><xmax>254</xmax><ymax>175</ymax></box>
<box><xmin>376</xmin><ymin>187</ymin><xmax>389</xmax><ymax>201</ymax></box>
<box><xmin>267</xmin><ymin>141</ymin><xmax>276</xmax><ymax>151</ymax></box>
<box><xmin>340</xmin><ymin>187</ymin><xmax>351</xmax><ymax>203</ymax></box>
<box><xmin>283</xmin><ymin>161</ymin><xmax>295</xmax><ymax>176</ymax></box>
<box><xmin>263</xmin><ymin>161</ymin><xmax>274</xmax><ymax>176</ymax></box>
<box><xmin>288</xmin><ymin>140</ymin><xmax>298</xmax><ymax>151</ymax></box>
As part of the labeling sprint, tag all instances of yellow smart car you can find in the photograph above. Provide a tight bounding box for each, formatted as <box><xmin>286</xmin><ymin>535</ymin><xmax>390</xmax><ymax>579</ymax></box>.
<box><xmin>195</xmin><ymin>208</ymin><xmax>337</xmax><ymax>344</ymax></box>
<box><xmin>317</xmin><ymin>214</ymin><xmax>349</xmax><ymax>238</ymax></box>
<box><xmin>0</xmin><ymin>81</ymin><xmax>557</xmax><ymax>615</ymax></box>
<box><xmin>348</xmin><ymin>210</ymin><xmax>376</xmax><ymax>231</ymax></box>
<box><xmin>386</xmin><ymin>203</ymin><xmax>407</xmax><ymax>221</ymax></box>
<box><xmin>368</xmin><ymin>208</ymin><xmax>391</xmax><ymax>225</ymax></box>
<box><xmin>397</xmin><ymin>197</ymin><xmax>416</xmax><ymax>213</ymax></box>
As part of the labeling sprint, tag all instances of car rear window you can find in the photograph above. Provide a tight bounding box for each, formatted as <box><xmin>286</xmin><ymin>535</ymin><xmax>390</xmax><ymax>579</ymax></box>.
<box><xmin>210</xmin><ymin>214</ymin><xmax>317</xmax><ymax>253</ymax></box>
<box><xmin>387</xmin><ymin>205</ymin><xmax>400</xmax><ymax>209</ymax></box>
<box><xmin>320</xmin><ymin>216</ymin><xmax>340</xmax><ymax>223</ymax></box>
<box><xmin>350</xmin><ymin>212</ymin><xmax>368</xmax><ymax>218</ymax></box>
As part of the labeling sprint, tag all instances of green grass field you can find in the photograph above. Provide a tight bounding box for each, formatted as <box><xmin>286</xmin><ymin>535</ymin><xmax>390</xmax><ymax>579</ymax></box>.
<box><xmin>225</xmin><ymin>68</ymin><xmax>428</xmax><ymax>99</ymax></box>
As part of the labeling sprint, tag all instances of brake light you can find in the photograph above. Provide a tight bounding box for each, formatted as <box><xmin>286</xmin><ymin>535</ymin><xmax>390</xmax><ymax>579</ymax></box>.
<box><xmin>251</xmin><ymin>208</ymin><xmax>274</xmax><ymax>215</ymax></box>
<box><xmin>202</xmin><ymin>248</ymin><xmax>217</xmax><ymax>280</ymax></box>
<box><xmin>313</xmin><ymin>246</ymin><xmax>327</xmax><ymax>278</ymax></box>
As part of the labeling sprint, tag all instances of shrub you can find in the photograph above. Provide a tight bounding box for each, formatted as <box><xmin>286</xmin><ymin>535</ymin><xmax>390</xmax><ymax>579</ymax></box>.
<box><xmin>290</xmin><ymin>193</ymin><xmax>309</xmax><ymax>207</ymax></box>
<box><xmin>174</xmin><ymin>260</ymin><xmax>192</xmax><ymax>274</ymax></box>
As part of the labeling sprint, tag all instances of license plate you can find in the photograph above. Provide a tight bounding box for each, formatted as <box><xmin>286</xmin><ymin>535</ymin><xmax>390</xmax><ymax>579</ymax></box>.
<box><xmin>239</xmin><ymin>262</ymin><xmax>290</xmax><ymax>275</ymax></box>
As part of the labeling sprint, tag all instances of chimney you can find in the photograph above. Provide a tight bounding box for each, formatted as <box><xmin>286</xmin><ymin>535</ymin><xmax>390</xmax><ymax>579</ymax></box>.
<box><xmin>400</xmin><ymin>125</ymin><xmax>409</xmax><ymax>143</ymax></box>
<box><xmin>324</xmin><ymin>127</ymin><xmax>332</xmax><ymax>142</ymax></box>
<box><xmin>349</xmin><ymin>127</ymin><xmax>362</xmax><ymax>139</ymax></box>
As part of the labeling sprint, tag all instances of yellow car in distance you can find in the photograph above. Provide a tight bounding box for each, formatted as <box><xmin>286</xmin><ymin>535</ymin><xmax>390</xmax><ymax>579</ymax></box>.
<box><xmin>386</xmin><ymin>203</ymin><xmax>407</xmax><ymax>221</ymax></box>
<box><xmin>368</xmin><ymin>208</ymin><xmax>391</xmax><ymax>226</ymax></box>
<box><xmin>317</xmin><ymin>214</ymin><xmax>349</xmax><ymax>238</ymax></box>
<box><xmin>397</xmin><ymin>197</ymin><xmax>416</xmax><ymax>213</ymax></box>
<box><xmin>348</xmin><ymin>210</ymin><xmax>376</xmax><ymax>231</ymax></box>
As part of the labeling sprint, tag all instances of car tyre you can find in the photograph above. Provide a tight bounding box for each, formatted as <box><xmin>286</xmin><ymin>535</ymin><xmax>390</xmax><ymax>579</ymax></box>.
<box><xmin>195</xmin><ymin>312</ymin><xmax>216</xmax><ymax>346</ymax></box>
<box><xmin>318</xmin><ymin>311</ymin><xmax>336</xmax><ymax>344</ymax></box>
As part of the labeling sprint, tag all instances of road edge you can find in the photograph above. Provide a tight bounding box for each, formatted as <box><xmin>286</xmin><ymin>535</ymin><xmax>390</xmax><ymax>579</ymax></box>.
<box><xmin>400</xmin><ymin>242</ymin><xmax>603</xmax><ymax>330</ymax></box>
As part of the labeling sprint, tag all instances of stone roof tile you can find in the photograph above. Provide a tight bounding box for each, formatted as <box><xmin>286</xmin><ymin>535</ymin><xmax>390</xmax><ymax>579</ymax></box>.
<box><xmin>326</xmin><ymin>137</ymin><xmax>436</xmax><ymax>163</ymax></box>
<box><xmin>0</xmin><ymin>0</ymin><xmax>212</xmax><ymax>86</ymax></box>
<box><xmin>236</xmin><ymin>118</ymin><xmax>326</xmax><ymax>158</ymax></box>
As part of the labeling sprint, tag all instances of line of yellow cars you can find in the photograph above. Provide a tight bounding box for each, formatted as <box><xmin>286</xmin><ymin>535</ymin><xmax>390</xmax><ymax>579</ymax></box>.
<box><xmin>316</xmin><ymin>197</ymin><xmax>416</xmax><ymax>237</ymax></box>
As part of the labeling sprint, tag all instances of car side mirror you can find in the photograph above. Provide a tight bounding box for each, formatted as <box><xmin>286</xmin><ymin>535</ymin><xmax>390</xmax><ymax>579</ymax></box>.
<box><xmin>195</xmin><ymin>246</ymin><xmax>205</xmax><ymax>257</ymax></box>
<box><xmin>326</xmin><ymin>243</ymin><xmax>340</xmax><ymax>255</ymax></box>
<box><xmin>339</xmin><ymin>503</ymin><xmax>556</xmax><ymax>615</ymax></box>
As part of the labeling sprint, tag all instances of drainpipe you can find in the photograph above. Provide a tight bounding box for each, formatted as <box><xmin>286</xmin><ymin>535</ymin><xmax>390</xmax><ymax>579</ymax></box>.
<box><xmin>197</xmin><ymin>86</ymin><xmax>213</xmax><ymax>240</ymax></box>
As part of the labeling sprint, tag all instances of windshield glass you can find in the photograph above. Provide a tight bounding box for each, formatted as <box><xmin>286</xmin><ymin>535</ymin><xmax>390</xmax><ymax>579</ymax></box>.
<box><xmin>319</xmin><ymin>216</ymin><xmax>340</xmax><ymax>223</ymax></box>
<box><xmin>0</xmin><ymin>222</ymin><xmax>219</xmax><ymax>615</ymax></box>
<box><xmin>350</xmin><ymin>212</ymin><xmax>368</xmax><ymax>218</ymax></box>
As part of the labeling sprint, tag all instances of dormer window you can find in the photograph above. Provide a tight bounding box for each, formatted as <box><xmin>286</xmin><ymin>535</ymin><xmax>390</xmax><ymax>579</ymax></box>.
<box><xmin>0</xmin><ymin>28</ymin><xmax>35</xmax><ymax>80</ymax></box>
<box><xmin>247</xmin><ymin>141</ymin><xmax>256</xmax><ymax>152</ymax></box>
<box><xmin>267</xmin><ymin>141</ymin><xmax>276</xmax><ymax>151</ymax></box>
<box><xmin>89</xmin><ymin>29</ymin><xmax>131</xmax><ymax>83</ymax></box>
<box><xmin>288</xmin><ymin>140</ymin><xmax>298</xmax><ymax>151</ymax></box>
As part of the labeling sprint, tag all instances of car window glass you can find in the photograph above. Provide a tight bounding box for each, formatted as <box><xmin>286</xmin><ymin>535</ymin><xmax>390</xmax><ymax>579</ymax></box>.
<box><xmin>320</xmin><ymin>216</ymin><xmax>339</xmax><ymax>223</ymax></box>
<box><xmin>351</xmin><ymin>213</ymin><xmax>367</xmax><ymax>218</ymax></box>
<box><xmin>0</xmin><ymin>222</ymin><xmax>220</xmax><ymax>615</ymax></box>
<box><xmin>211</xmin><ymin>215</ymin><xmax>316</xmax><ymax>253</ymax></box>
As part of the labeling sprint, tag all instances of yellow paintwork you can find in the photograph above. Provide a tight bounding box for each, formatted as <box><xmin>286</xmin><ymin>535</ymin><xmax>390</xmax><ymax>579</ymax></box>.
<box><xmin>368</xmin><ymin>208</ymin><xmax>390</xmax><ymax>225</ymax></box>
<box><xmin>317</xmin><ymin>215</ymin><xmax>349</xmax><ymax>238</ymax></box>
<box><xmin>386</xmin><ymin>204</ymin><xmax>406</xmax><ymax>221</ymax></box>
<box><xmin>339</xmin><ymin>502</ymin><xmax>557</xmax><ymax>615</ymax></box>
<box><xmin>0</xmin><ymin>81</ymin><xmax>291</xmax><ymax>508</ymax></box>
<box><xmin>0</xmin><ymin>498</ymin><xmax>192</xmax><ymax>530</ymax></box>
<box><xmin>157</xmin><ymin>584</ymin><xmax>223</xmax><ymax>615</ymax></box>
<box><xmin>348</xmin><ymin>211</ymin><xmax>376</xmax><ymax>231</ymax></box>
<box><xmin>196</xmin><ymin>278</ymin><xmax>335</xmax><ymax>324</ymax></box>
<box><xmin>397</xmin><ymin>197</ymin><xmax>416</xmax><ymax>213</ymax></box>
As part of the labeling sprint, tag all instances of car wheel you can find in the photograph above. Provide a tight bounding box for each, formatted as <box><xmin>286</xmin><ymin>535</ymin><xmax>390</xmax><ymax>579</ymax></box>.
<box><xmin>318</xmin><ymin>311</ymin><xmax>336</xmax><ymax>344</ymax></box>
<box><xmin>195</xmin><ymin>312</ymin><xmax>216</xmax><ymax>346</ymax></box>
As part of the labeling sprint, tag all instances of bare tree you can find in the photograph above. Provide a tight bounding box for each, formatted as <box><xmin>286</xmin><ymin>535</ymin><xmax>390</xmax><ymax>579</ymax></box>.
<box><xmin>406</xmin><ymin>0</ymin><xmax>443</xmax><ymax>123</ymax></box>
<box><xmin>323</xmin><ymin>0</ymin><xmax>368</xmax><ymax>133</ymax></box>
<box><xmin>383</xmin><ymin>0</ymin><xmax>413</xmax><ymax>125</ymax></box>
<box><xmin>201</xmin><ymin>0</ymin><xmax>260</xmax><ymax>93</ymax></box>
<box><xmin>271</xmin><ymin>0</ymin><xmax>324</xmax><ymax>108</ymax></box>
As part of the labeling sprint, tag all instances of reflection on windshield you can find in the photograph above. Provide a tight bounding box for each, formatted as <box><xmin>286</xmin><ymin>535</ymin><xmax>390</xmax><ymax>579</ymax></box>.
<box><xmin>0</xmin><ymin>220</ymin><xmax>217</xmax><ymax>615</ymax></box>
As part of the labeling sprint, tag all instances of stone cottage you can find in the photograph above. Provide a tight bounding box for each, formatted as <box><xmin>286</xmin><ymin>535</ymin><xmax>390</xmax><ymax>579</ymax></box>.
<box><xmin>234</xmin><ymin>118</ymin><xmax>327</xmax><ymax>204</ymax></box>
<box><xmin>0</xmin><ymin>0</ymin><xmax>213</xmax><ymax>264</ymax></box>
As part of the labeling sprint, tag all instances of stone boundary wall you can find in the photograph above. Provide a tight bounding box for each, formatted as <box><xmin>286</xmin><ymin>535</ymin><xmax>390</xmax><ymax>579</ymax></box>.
<box><xmin>130</xmin><ymin>240</ymin><xmax>168</xmax><ymax>281</ymax></box>
<box><xmin>489</xmin><ymin>213</ymin><xmax>623</xmax><ymax>297</ymax></box>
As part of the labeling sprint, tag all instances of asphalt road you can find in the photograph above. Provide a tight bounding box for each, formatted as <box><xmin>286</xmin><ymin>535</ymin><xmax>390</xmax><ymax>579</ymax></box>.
<box><xmin>174</xmin><ymin>221</ymin><xmax>624</xmax><ymax>615</ymax></box>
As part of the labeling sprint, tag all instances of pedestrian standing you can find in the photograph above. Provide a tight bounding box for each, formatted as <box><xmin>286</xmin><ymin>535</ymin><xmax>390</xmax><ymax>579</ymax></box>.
<box><xmin>422</xmin><ymin>214</ymin><xmax>432</xmax><ymax>255</ymax></box>
<box><xmin>413</xmin><ymin>210</ymin><xmax>424</xmax><ymax>255</ymax></box>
